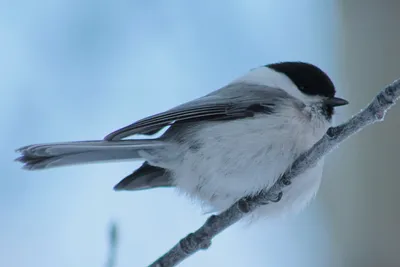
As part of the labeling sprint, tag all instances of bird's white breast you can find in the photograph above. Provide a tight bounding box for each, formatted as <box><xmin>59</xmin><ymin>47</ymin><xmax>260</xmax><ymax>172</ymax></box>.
<box><xmin>170</xmin><ymin>105</ymin><xmax>330</xmax><ymax>218</ymax></box>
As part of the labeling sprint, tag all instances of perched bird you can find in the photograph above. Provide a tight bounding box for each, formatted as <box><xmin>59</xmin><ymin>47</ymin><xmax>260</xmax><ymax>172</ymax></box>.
<box><xmin>15</xmin><ymin>61</ymin><xmax>348</xmax><ymax>218</ymax></box>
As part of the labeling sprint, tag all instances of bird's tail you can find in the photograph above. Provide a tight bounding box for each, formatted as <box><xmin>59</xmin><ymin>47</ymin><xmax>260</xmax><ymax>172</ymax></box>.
<box><xmin>15</xmin><ymin>139</ymin><xmax>167</xmax><ymax>170</ymax></box>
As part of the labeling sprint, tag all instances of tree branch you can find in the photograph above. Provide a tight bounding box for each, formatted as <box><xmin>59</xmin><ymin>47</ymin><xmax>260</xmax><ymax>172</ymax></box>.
<box><xmin>149</xmin><ymin>78</ymin><xmax>400</xmax><ymax>267</ymax></box>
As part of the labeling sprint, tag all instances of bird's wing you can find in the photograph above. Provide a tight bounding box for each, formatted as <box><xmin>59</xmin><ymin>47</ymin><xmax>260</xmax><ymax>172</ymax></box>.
<box><xmin>104</xmin><ymin>83</ymin><xmax>293</xmax><ymax>141</ymax></box>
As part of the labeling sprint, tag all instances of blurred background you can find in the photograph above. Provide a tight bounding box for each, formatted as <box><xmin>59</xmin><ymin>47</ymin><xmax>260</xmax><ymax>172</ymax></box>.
<box><xmin>1</xmin><ymin>1</ymin><xmax>400</xmax><ymax>266</ymax></box>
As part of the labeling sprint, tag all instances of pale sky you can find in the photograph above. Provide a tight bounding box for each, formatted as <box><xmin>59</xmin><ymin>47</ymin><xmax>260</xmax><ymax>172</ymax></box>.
<box><xmin>0</xmin><ymin>1</ymin><xmax>342</xmax><ymax>266</ymax></box>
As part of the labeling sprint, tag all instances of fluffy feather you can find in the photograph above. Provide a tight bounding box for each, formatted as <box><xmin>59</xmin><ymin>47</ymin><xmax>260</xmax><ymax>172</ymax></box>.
<box><xmin>15</xmin><ymin>63</ymin><xmax>345</xmax><ymax>219</ymax></box>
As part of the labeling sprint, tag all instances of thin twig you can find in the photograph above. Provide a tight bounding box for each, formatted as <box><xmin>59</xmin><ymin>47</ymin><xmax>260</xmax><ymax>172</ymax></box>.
<box><xmin>149</xmin><ymin>78</ymin><xmax>400</xmax><ymax>267</ymax></box>
<box><xmin>105</xmin><ymin>221</ymin><xmax>119</xmax><ymax>267</ymax></box>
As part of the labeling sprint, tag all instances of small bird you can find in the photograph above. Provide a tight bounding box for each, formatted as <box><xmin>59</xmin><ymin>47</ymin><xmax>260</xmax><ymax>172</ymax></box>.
<box><xmin>16</xmin><ymin>61</ymin><xmax>348</xmax><ymax>218</ymax></box>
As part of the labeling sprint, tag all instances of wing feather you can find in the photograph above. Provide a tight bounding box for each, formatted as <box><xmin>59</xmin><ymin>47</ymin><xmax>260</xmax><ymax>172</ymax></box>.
<box><xmin>104</xmin><ymin>83</ymin><xmax>291</xmax><ymax>141</ymax></box>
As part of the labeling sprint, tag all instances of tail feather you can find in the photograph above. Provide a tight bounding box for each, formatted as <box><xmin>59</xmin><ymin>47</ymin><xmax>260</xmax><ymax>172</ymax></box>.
<box><xmin>114</xmin><ymin>162</ymin><xmax>173</xmax><ymax>191</ymax></box>
<box><xmin>15</xmin><ymin>140</ymin><xmax>166</xmax><ymax>170</ymax></box>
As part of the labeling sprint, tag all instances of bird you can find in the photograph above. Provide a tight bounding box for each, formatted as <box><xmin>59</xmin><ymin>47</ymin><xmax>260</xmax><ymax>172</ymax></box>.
<box><xmin>15</xmin><ymin>61</ymin><xmax>348</xmax><ymax>218</ymax></box>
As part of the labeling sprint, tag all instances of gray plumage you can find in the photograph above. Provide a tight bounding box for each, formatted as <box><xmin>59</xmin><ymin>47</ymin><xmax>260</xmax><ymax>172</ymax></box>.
<box><xmin>16</xmin><ymin>83</ymin><xmax>290</xmax><ymax>192</ymax></box>
<box><xmin>15</xmin><ymin>62</ymin><xmax>348</xmax><ymax>219</ymax></box>
<box><xmin>104</xmin><ymin>83</ymin><xmax>291</xmax><ymax>140</ymax></box>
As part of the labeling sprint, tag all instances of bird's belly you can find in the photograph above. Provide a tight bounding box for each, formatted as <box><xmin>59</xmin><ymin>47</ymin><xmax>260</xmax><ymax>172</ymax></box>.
<box><xmin>252</xmin><ymin>162</ymin><xmax>324</xmax><ymax>219</ymax></box>
<box><xmin>173</xmin><ymin>151</ymin><xmax>323</xmax><ymax>217</ymax></box>
<box><xmin>169</xmin><ymin>118</ymin><xmax>325</xmax><ymax>217</ymax></box>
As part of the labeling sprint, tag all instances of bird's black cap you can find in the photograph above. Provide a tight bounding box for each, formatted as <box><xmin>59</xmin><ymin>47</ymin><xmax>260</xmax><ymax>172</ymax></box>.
<box><xmin>266</xmin><ymin>61</ymin><xmax>336</xmax><ymax>98</ymax></box>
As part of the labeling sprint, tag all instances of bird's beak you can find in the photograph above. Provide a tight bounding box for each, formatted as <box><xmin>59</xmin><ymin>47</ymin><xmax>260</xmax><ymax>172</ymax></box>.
<box><xmin>324</xmin><ymin>97</ymin><xmax>349</xmax><ymax>107</ymax></box>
